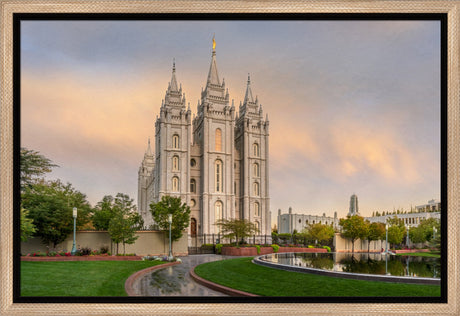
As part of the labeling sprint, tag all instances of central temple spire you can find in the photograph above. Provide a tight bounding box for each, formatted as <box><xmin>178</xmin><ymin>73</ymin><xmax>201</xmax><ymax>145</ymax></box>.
<box><xmin>207</xmin><ymin>35</ymin><xmax>220</xmax><ymax>86</ymax></box>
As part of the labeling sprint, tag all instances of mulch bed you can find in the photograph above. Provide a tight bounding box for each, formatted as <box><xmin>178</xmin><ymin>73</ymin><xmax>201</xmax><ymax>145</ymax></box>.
<box><xmin>21</xmin><ymin>255</ymin><xmax>144</xmax><ymax>261</ymax></box>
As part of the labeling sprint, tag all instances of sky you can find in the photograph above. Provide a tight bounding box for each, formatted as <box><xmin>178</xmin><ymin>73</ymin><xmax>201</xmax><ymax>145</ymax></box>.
<box><xmin>20</xmin><ymin>19</ymin><xmax>441</xmax><ymax>225</ymax></box>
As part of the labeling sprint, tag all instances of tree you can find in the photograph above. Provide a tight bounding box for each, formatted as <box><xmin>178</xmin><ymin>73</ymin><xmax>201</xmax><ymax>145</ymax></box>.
<box><xmin>409</xmin><ymin>218</ymin><xmax>440</xmax><ymax>245</ymax></box>
<box><xmin>92</xmin><ymin>195</ymin><xmax>116</xmax><ymax>231</ymax></box>
<box><xmin>20</xmin><ymin>147</ymin><xmax>58</xmax><ymax>191</ymax></box>
<box><xmin>20</xmin><ymin>208</ymin><xmax>36</xmax><ymax>242</ymax></box>
<box><xmin>339</xmin><ymin>215</ymin><xmax>368</xmax><ymax>253</ymax></box>
<box><xmin>365</xmin><ymin>222</ymin><xmax>385</xmax><ymax>252</ymax></box>
<box><xmin>107</xmin><ymin>193</ymin><xmax>143</xmax><ymax>255</ymax></box>
<box><xmin>387</xmin><ymin>225</ymin><xmax>405</xmax><ymax>248</ymax></box>
<box><xmin>21</xmin><ymin>180</ymin><xmax>91</xmax><ymax>248</ymax></box>
<box><xmin>301</xmin><ymin>223</ymin><xmax>335</xmax><ymax>246</ymax></box>
<box><xmin>150</xmin><ymin>196</ymin><xmax>191</xmax><ymax>247</ymax></box>
<box><xmin>215</xmin><ymin>218</ymin><xmax>258</xmax><ymax>244</ymax></box>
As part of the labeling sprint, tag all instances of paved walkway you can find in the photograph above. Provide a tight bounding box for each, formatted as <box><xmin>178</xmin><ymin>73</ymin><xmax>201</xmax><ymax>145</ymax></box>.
<box><xmin>131</xmin><ymin>254</ymin><xmax>229</xmax><ymax>296</ymax></box>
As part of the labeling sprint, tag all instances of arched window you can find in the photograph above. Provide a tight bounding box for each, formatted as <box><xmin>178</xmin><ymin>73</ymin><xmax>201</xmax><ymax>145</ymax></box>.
<box><xmin>190</xmin><ymin>179</ymin><xmax>196</xmax><ymax>193</ymax></box>
<box><xmin>190</xmin><ymin>159</ymin><xmax>196</xmax><ymax>167</ymax></box>
<box><xmin>172</xmin><ymin>176</ymin><xmax>179</xmax><ymax>191</ymax></box>
<box><xmin>253</xmin><ymin>163</ymin><xmax>259</xmax><ymax>177</ymax></box>
<box><xmin>306</xmin><ymin>220</ymin><xmax>309</xmax><ymax>224</ymax></box>
<box><xmin>215</xmin><ymin>128</ymin><xmax>222</xmax><ymax>152</ymax></box>
<box><xmin>253</xmin><ymin>182</ymin><xmax>259</xmax><ymax>196</ymax></box>
<box><xmin>190</xmin><ymin>199</ymin><xmax>196</xmax><ymax>207</ymax></box>
<box><xmin>254</xmin><ymin>202</ymin><xmax>260</xmax><ymax>217</ymax></box>
<box><xmin>172</xmin><ymin>134</ymin><xmax>179</xmax><ymax>149</ymax></box>
<box><xmin>255</xmin><ymin>221</ymin><xmax>260</xmax><ymax>235</ymax></box>
<box><xmin>215</xmin><ymin>201</ymin><xmax>223</xmax><ymax>233</ymax></box>
<box><xmin>172</xmin><ymin>156</ymin><xmax>179</xmax><ymax>171</ymax></box>
<box><xmin>253</xmin><ymin>143</ymin><xmax>259</xmax><ymax>157</ymax></box>
<box><xmin>215</xmin><ymin>160</ymin><xmax>223</xmax><ymax>192</ymax></box>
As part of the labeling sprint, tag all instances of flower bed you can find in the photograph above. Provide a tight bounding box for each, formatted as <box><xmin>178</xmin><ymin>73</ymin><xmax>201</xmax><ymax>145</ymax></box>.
<box><xmin>394</xmin><ymin>249</ymin><xmax>431</xmax><ymax>254</ymax></box>
<box><xmin>21</xmin><ymin>255</ymin><xmax>143</xmax><ymax>261</ymax></box>
<box><xmin>221</xmin><ymin>246</ymin><xmax>327</xmax><ymax>256</ymax></box>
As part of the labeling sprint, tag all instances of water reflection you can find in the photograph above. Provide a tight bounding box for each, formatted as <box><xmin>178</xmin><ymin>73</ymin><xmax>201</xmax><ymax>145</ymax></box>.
<box><xmin>260</xmin><ymin>253</ymin><xmax>440</xmax><ymax>278</ymax></box>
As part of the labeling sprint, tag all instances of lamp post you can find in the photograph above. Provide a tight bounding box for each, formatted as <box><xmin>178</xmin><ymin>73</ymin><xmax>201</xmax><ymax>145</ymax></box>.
<box><xmin>385</xmin><ymin>223</ymin><xmax>388</xmax><ymax>254</ymax></box>
<box><xmin>406</xmin><ymin>224</ymin><xmax>410</xmax><ymax>248</ymax></box>
<box><xmin>433</xmin><ymin>227</ymin><xmax>437</xmax><ymax>240</ymax></box>
<box><xmin>168</xmin><ymin>214</ymin><xmax>173</xmax><ymax>261</ymax></box>
<box><xmin>71</xmin><ymin>207</ymin><xmax>77</xmax><ymax>255</ymax></box>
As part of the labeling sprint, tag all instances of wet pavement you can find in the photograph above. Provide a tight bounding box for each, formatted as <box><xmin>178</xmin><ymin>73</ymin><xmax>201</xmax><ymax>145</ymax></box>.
<box><xmin>132</xmin><ymin>254</ymin><xmax>230</xmax><ymax>296</ymax></box>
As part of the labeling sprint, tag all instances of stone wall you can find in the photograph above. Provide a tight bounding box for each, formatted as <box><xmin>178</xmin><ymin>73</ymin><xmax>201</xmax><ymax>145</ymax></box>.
<box><xmin>21</xmin><ymin>231</ymin><xmax>188</xmax><ymax>256</ymax></box>
<box><xmin>333</xmin><ymin>233</ymin><xmax>387</xmax><ymax>253</ymax></box>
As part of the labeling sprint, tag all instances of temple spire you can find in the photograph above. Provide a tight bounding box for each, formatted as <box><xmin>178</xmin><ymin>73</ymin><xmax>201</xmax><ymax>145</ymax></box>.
<box><xmin>169</xmin><ymin>58</ymin><xmax>179</xmax><ymax>92</ymax></box>
<box><xmin>243</xmin><ymin>73</ymin><xmax>254</xmax><ymax>104</ymax></box>
<box><xmin>145</xmin><ymin>138</ymin><xmax>153</xmax><ymax>156</ymax></box>
<box><xmin>207</xmin><ymin>36</ymin><xmax>220</xmax><ymax>85</ymax></box>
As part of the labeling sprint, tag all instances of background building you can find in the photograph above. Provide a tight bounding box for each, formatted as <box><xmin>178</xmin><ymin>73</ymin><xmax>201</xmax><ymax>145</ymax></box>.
<box><xmin>138</xmin><ymin>42</ymin><xmax>271</xmax><ymax>240</ymax></box>
<box><xmin>348</xmin><ymin>194</ymin><xmax>360</xmax><ymax>216</ymax></box>
<box><xmin>277</xmin><ymin>207</ymin><xmax>340</xmax><ymax>234</ymax></box>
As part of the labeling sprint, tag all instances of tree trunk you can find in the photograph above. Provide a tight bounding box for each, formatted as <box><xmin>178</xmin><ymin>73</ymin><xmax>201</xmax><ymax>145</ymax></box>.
<box><xmin>123</xmin><ymin>242</ymin><xmax>125</xmax><ymax>255</ymax></box>
<box><xmin>368</xmin><ymin>240</ymin><xmax>370</xmax><ymax>253</ymax></box>
<box><xmin>116</xmin><ymin>242</ymin><xmax>119</xmax><ymax>255</ymax></box>
<box><xmin>352</xmin><ymin>239</ymin><xmax>355</xmax><ymax>253</ymax></box>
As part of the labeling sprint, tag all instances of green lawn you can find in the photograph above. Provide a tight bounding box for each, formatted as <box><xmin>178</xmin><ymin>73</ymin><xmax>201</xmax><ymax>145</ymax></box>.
<box><xmin>395</xmin><ymin>252</ymin><xmax>440</xmax><ymax>258</ymax></box>
<box><xmin>194</xmin><ymin>257</ymin><xmax>440</xmax><ymax>297</ymax></box>
<box><xmin>21</xmin><ymin>260</ymin><xmax>164</xmax><ymax>296</ymax></box>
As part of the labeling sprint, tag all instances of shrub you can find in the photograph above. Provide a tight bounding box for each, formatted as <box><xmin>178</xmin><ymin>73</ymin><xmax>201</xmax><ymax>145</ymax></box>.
<box><xmin>215</xmin><ymin>244</ymin><xmax>223</xmax><ymax>254</ymax></box>
<box><xmin>271</xmin><ymin>244</ymin><xmax>279</xmax><ymax>253</ymax></box>
<box><xmin>308</xmin><ymin>245</ymin><xmax>314</xmax><ymax>248</ymax></box>
<box><xmin>100</xmin><ymin>246</ymin><xmax>109</xmax><ymax>254</ymax></box>
<box><xmin>47</xmin><ymin>251</ymin><xmax>57</xmax><ymax>257</ymax></box>
<box><xmin>80</xmin><ymin>247</ymin><xmax>92</xmax><ymax>256</ymax></box>
<box><xmin>255</xmin><ymin>245</ymin><xmax>261</xmax><ymax>254</ymax></box>
<box><xmin>323</xmin><ymin>246</ymin><xmax>331</xmax><ymax>252</ymax></box>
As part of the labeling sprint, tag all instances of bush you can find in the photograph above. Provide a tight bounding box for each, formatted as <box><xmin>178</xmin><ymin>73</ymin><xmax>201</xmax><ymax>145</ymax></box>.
<box><xmin>215</xmin><ymin>244</ymin><xmax>223</xmax><ymax>254</ymax></box>
<box><xmin>271</xmin><ymin>244</ymin><xmax>279</xmax><ymax>253</ymax></box>
<box><xmin>255</xmin><ymin>245</ymin><xmax>261</xmax><ymax>254</ymax></box>
<box><xmin>100</xmin><ymin>246</ymin><xmax>109</xmax><ymax>254</ymax></box>
<box><xmin>80</xmin><ymin>247</ymin><xmax>92</xmax><ymax>256</ymax></box>
<box><xmin>308</xmin><ymin>245</ymin><xmax>314</xmax><ymax>248</ymax></box>
<box><xmin>323</xmin><ymin>246</ymin><xmax>331</xmax><ymax>252</ymax></box>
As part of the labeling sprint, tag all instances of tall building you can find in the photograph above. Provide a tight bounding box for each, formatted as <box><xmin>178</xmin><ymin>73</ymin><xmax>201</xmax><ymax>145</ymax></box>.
<box><xmin>348</xmin><ymin>194</ymin><xmax>359</xmax><ymax>216</ymax></box>
<box><xmin>138</xmin><ymin>40</ymin><xmax>271</xmax><ymax>240</ymax></box>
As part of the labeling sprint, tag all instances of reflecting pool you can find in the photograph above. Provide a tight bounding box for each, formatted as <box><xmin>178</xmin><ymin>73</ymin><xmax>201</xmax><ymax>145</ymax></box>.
<box><xmin>258</xmin><ymin>252</ymin><xmax>440</xmax><ymax>278</ymax></box>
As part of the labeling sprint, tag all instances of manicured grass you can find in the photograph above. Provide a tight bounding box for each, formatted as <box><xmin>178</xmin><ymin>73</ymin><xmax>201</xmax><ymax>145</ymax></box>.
<box><xmin>21</xmin><ymin>260</ymin><xmax>164</xmax><ymax>296</ymax></box>
<box><xmin>396</xmin><ymin>252</ymin><xmax>440</xmax><ymax>258</ymax></box>
<box><xmin>194</xmin><ymin>257</ymin><xmax>440</xmax><ymax>297</ymax></box>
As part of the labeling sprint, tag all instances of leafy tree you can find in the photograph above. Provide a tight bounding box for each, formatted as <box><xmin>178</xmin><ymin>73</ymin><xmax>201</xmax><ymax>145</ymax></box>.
<box><xmin>107</xmin><ymin>193</ymin><xmax>143</xmax><ymax>255</ymax></box>
<box><xmin>339</xmin><ymin>215</ymin><xmax>368</xmax><ymax>253</ymax></box>
<box><xmin>364</xmin><ymin>222</ymin><xmax>385</xmax><ymax>252</ymax></box>
<box><xmin>215</xmin><ymin>218</ymin><xmax>259</xmax><ymax>245</ymax></box>
<box><xmin>387</xmin><ymin>225</ymin><xmax>405</xmax><ymax>248</ymax></box>
<box><xmin>150</xmin><ymin>196</ymin><xmax>191</xmax><ymax>248</ymax></box>
<box><xmin>92</xmin><ymin>195</ymin><xmax>116</xmax><ymax>230</ymax></box>
<box><xmin>301</xmin><ymin>223</ymin><xmax>335</xmax><ymax>246</ymax></box>
<box><xmin>20</xmin><ymin>208</ymin><xmax>36</xmax><ymax>242</ymax></box>
<box><xmin>409</xmin><ymin>218</ymin><xmax>440</xmax><ymax>245</ymax></box>
<box><xmin>20</xmin><ymin>147</ymin><xmax>58</xmax><ymax>191</ymax></box>
<box><xmin>21</xmin><ymin>180</ymin><xmax>91</xmax><ymax>248</ymax></box>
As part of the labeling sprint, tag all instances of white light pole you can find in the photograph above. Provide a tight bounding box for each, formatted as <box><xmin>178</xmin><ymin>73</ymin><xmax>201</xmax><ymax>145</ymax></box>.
<box><xmin>405</xmin><ymin>224</ymin><xmax>410</xmax><ymax>248</ymax></box>
<box><xmin>168</xmin><ymin>214</ymin><xmax>173</xmax><ymax>261</ymax></box>
<box><xmin>71</xmin><ymin>207</ymin><xmax>77</xmax><ymax>255</ymax></box>
<box><xmin>433</xmin><ymin>227</ymin><xmax>437</xmax><ymax>240</ymax></box>
<box><xmin>385</xmin><ymin>223</ymin><xmax>388</xmax><ymax>255</ymax></box>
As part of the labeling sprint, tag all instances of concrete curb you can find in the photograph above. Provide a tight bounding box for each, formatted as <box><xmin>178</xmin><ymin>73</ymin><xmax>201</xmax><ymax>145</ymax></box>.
<box><xmin>190</xmin><ymin>267</ymin><xmax>259</xmax><ymax>297</ymax></box>
<box><xmin>124</xmin><ymin>261</ymin><xmax>181</xmax><ymax>296</ymax></box>
<box><xmin>21</xmin><ymin>255</ymin><xmax>143</xmax><ymax>261</ymax></box>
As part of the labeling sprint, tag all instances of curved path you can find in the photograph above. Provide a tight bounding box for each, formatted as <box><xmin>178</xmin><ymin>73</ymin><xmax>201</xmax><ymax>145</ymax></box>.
<box><xmin>130</xmin><ymin>254</ymin><xmax>230</xmax><ymax>296</ymax></box>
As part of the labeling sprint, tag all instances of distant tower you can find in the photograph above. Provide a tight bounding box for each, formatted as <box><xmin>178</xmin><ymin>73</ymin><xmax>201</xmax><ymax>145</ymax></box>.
<box><xmin>348</xmin><ymin>194</ymin><xmax>360</xmax><ymax>216</ymax></box>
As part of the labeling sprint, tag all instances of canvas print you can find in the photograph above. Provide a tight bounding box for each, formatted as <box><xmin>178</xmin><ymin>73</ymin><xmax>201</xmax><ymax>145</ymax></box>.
<box><xmin>18</xmin><ymin>18</ymin><xmax>442</xmax><ymax>300</ymax></box>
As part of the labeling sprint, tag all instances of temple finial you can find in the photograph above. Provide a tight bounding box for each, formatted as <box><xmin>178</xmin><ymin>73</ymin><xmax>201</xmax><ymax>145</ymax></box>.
<box><xmin>212</xmin><ymin>34</ymin><xmax>216</xmax><ymax>51</ymax></box>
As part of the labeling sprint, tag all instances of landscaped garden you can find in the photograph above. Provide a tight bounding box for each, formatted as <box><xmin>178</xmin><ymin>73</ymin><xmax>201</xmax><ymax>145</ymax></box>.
<box><xmin>194</xmin><ymin>257</ymin><xmax>441</xmax><ymax>297</ymax></box>
<box><xmin>21</xmin><ymin>260</ymin><xmax>165</xmax><ymax>296</ymax></box>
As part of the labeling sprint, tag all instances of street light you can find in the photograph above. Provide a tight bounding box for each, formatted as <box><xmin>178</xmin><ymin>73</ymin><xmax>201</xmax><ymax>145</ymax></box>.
<box><xmin>385</xmin><ymin>223</ymin><xmax>388</xmax><ymax>255</ymax></box>
<box><xmin>433</xmin><ymin>226</ymin><xmax>437</xmax><ymax>240</ymax></box>
<box><xmin>71</xmin><ymin>207</ymin><xmax>77</xmax><ymax>255</ymax></box>
<box><xmin>406</xmin><ymin>224</ymin><xmax>410</xmax><ymax>248</ymax></box>
<box><xmin>168</xmin><ymin>214</ymin><xmax>173</xmax><ymax>261</ymax></box>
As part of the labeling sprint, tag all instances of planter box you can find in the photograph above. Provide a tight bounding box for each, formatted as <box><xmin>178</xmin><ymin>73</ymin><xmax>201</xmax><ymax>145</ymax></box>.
<box><xmin>221</xmin><ymin>246</ymin><xmax>327</xmax><ymax>256</ymax></box>
<box><xmin>394</xmin><ymin>249</ymin><xmax>431</xmax><ymax>254</ymax></box>
<box><xmin>279</xmin><ymin>247</ymin><xmax>327</xmax><ymax>253</ymax></box>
